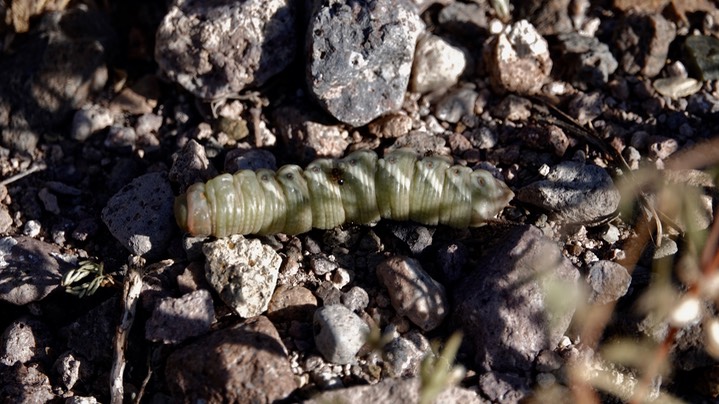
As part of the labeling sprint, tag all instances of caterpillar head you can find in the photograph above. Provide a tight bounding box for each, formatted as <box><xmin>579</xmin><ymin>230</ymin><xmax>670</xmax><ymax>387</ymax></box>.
<box><xmin>469</xmin><ymin>170</ymin><xmax>514</xmax><ymax>226</ymax></box>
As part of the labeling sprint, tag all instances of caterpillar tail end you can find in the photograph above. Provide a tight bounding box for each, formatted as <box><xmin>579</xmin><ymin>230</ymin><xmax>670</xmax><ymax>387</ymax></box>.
<box><xmin>174</xmin><ymin>194</ymin><xmax>189</xmax><ymax>233</ymax></box>
<box><xmin>174</xmin><ymin>183</ymin><xmax>213</xmax><ymax>236</ymax></box>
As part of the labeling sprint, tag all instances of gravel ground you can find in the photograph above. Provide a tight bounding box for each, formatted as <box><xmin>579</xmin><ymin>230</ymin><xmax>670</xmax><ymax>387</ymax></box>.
<box><xmin>1</xmin><ymin>0</ymin><xmax>719</xmax><ymax>403</ymax></box>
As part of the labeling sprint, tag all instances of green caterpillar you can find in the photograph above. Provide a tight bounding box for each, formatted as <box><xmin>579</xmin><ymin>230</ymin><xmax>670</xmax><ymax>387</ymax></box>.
<box><xmin>174</xmin><ymin>149</ymin><xmax>514</xmax><ymax>237</ymax></box>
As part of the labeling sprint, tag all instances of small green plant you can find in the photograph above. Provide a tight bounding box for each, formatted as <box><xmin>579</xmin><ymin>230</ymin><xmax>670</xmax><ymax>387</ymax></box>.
<box><xmin>419</xmin><ymin>331</ymin><xmax>465</xmax><ymax>404</ymax></box>
<box><xmin>61</xmin><ymin>260</ymin><xmax>114</xmax><ymax>298</ymax></box>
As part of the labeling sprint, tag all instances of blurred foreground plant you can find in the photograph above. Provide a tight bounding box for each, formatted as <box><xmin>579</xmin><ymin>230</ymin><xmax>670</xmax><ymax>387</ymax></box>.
<box><xmin>566</xmin><ymin>137</ymin><xmax>719</xmax><ymax>403</ymax></box>
<box><xmin>419</xmin><ymin>331</ymin><xmax>465</xmax><ymax>404</ymax></box>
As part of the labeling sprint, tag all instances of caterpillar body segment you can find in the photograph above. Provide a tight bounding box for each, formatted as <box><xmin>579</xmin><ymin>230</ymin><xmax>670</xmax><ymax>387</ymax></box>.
<box><xmin>175</xmin><ymin>149</ymin><xmax>514</xmax><ymax>237</ymax></box>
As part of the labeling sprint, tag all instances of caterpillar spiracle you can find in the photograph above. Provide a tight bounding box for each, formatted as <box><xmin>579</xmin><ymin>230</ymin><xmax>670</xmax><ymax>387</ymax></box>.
<box><xmin>174</xmin><ymin>149</ymin><xmax>514</xmax><ymax>237</ymax></box>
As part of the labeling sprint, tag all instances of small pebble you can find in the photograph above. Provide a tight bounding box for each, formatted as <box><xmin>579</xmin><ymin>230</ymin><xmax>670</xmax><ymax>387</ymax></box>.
<box><xmin>376</xmin><ymin>256</ymin><xmax>448</xmax><ymax>331</ymax></box>
<box><xmin>313</xmin><ymin>305</ymin><xmax>369</xmax><ymax>364</ymax></box>
<box><xmin>330</xmin><ymin>268</ymin><xmax>352</xmax><ymax>289</ymax></box>
<box><xmin>653</xmin><ymin>236</ymin><xmax>678</xmax><ymax>259</ymax></box>
<box><xmin>71</xmin><ymin>105</ymin><xmax>113</xmax><ymax>142</ymax></box>
<box><xmin>23</xmin><ymin>220</ymin><xmax>41</xmax><ymax>237</ymax></box>
<box><xmin>653</xmin><ymin>77</ymin><xmax>702</xmax><ymax>99</ymax></box>
<box><xmin>341</xmin><ymin>286</ymin><xmax>369</xmax><ymax>313</ymax></box>
<box><xmin>587</xmin><ymin>260</ymin><xmax>632</xmax><ymax>304</ymax></box>
<box><xmin>602</xmin><ymin>224</ymin><xmax>621</xmax><ymax>244</ymax></box>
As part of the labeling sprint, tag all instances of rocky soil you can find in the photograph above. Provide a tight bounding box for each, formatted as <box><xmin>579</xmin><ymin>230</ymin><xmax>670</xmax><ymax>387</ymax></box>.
<box><xmin>1</xmin><ymin>0</ymin><xmax>719</xmax><ymax>403</ymax></box>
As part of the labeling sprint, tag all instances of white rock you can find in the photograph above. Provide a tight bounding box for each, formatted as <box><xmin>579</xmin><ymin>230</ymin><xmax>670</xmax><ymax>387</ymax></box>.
<box><xmin>203</xmin><ymin>235</ymin><xmax>282</xmax><ymax>317</ymax></box>
<box><xmin>313</xmin><ymin>305</ymin><xmax>369</xmax><ymax>364</ymax></box>
<box><xmin>411</xmin><ymin>33</ymin><xmax>467</xmax><ymax>94</ymax></box>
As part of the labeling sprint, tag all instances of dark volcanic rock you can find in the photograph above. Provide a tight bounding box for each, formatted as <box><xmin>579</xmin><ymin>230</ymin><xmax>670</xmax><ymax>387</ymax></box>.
<box><xmin>554</xmin><ymin>33</ymin><xmax>618</xmax><ymax>90</ymax></box>
<box><xmin>306</xmin><ymin>0</ymin><xmax>424</xmax><ymax>126</ymax></box>
<box><xmin>165</xmin><ymin>316</ymin><xmax>297</xmax><ymax>403</ymax></box>
<box><xmin>0</xmin><ymin>236</ymin><xmax>69</xmax><ymax>305</ymax></box>
<box><xmin>155</xmin><ymin>0</ymin><xmax>298</xmax><ymax>100</ymax></box>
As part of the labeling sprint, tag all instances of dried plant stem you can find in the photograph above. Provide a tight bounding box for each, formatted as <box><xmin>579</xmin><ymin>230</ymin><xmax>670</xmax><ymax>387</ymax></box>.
<box><xmin>110</xmin><ymin>257</ymin><xmax>145</xmax><ymax>404</ymax></box>
<box><xmin>0</xmin><ymin>162</ymin><xmax>46</xmax><ymax>186</ymax></box>
<box><xmin>631</xmin><ymin>207</ymin><xmax>719</xmax><ymax>402</ymax></box>
<box><xmin>630</xmin><ymin>327</ymin><xmax>678</xmax><ymax>404</ymax></box>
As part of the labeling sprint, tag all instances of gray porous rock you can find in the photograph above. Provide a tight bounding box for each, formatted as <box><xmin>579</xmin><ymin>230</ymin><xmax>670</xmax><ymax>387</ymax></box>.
<box><xmin>169</xmin><ymin>138</ymin><xmax>218</xmax><ymax>192</ymax></box>
<box><xmin>376</xmin><ymin>256</ymin><xmax>448</xmax><ymax>331</ymax></box>
<box><xmin>313</xmin><ymin>304</ymin><xmax>369</xmax><ymax>364</ymax></box>
<box><xmin>517</xmin><ymin>161</ymin><xmax>620</xmax><ymax>223</ymax></box>
<box><xmin>1</xmin><ymin>317</ymin><xmax>53</xmax><ymax>366</ymax></box>
<box><xmin>341</xmin><ymin>286</ymin><xmax>370</xmax><ymax>313</ymax></box>
<box><xmin>0</xmin><ymin>236</ymin><xmax>69</xmax><ymax>305</ymax></box>
<box><xmin>0</xmin><ymin>362</ymin><xmax>55</xmax><ymax>403</ymax></box>
<box><xmin>145</xmin><ymin>289</ymin><xmax>215</xmax><ymax>344</ymax></box>
<box><xmin>453</xmin><ymin>225</ymin><xmax>579</xmax><ymax>373</ymax></box>
<box><xmin>306</xmin><ymin>0</ymin><xmax>424</xmax><ymax>126</ymax></box>
<box><xmin>203</xmin><ymin>235</ymin><xmax>282</xmax><ymax>318</ymax></box>
<box><xmin>478</xmin><ymin>371</ymin><xmax>531</xmax><ymax>404</ymax></box>
<box><xmin>54</xmin><ymin>351</ymin><xmax>91</xmax><ymax>391</ymax></box>
<box><xmin>101</xmin><ymin>171</ymin><xmax>175</xmax><ymax>258</ymax></box>
<box><xmin>155</xmin><ymin>0</ymin><xmax>298</xmax><ymax>100</ymax></box>
<box><xmin>382</xmin><ymin>330</ymin><xmax>431</xmax><ymax>377</ymax></box>
<box><xmin>165</xmin><ymin>316</ymin><xmax>296</xmax><ymax>403</ymax></box>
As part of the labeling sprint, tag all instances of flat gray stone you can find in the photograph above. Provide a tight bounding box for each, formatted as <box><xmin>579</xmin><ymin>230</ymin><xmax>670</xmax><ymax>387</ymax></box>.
<box><xmin>145</xmin><ymin>289</ymin><xmax>215</xmax><ymax>344</ymax></box>
<box><xmin>453</xmin><ymin>225</ymin><xmax>579</xmax><ymax>372</ymax></box>
<box><xmin>555</xmin><ymin>33</ymin><xmax>618</xmax><ymax>90</ymax></box>
<box><xmin>0</xmin><ymin>237</ymin><xmax>69</xmax><ymax>305</ymax></box>
<box><xmin>685</xmin><ymin>35</ymin><xmax>719</xmax><ymax>81</ymax></box>
<box><xmin>101</xmin><ymin>171</ymin><xmax>175</xmax><ymax>258</ymax></box>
